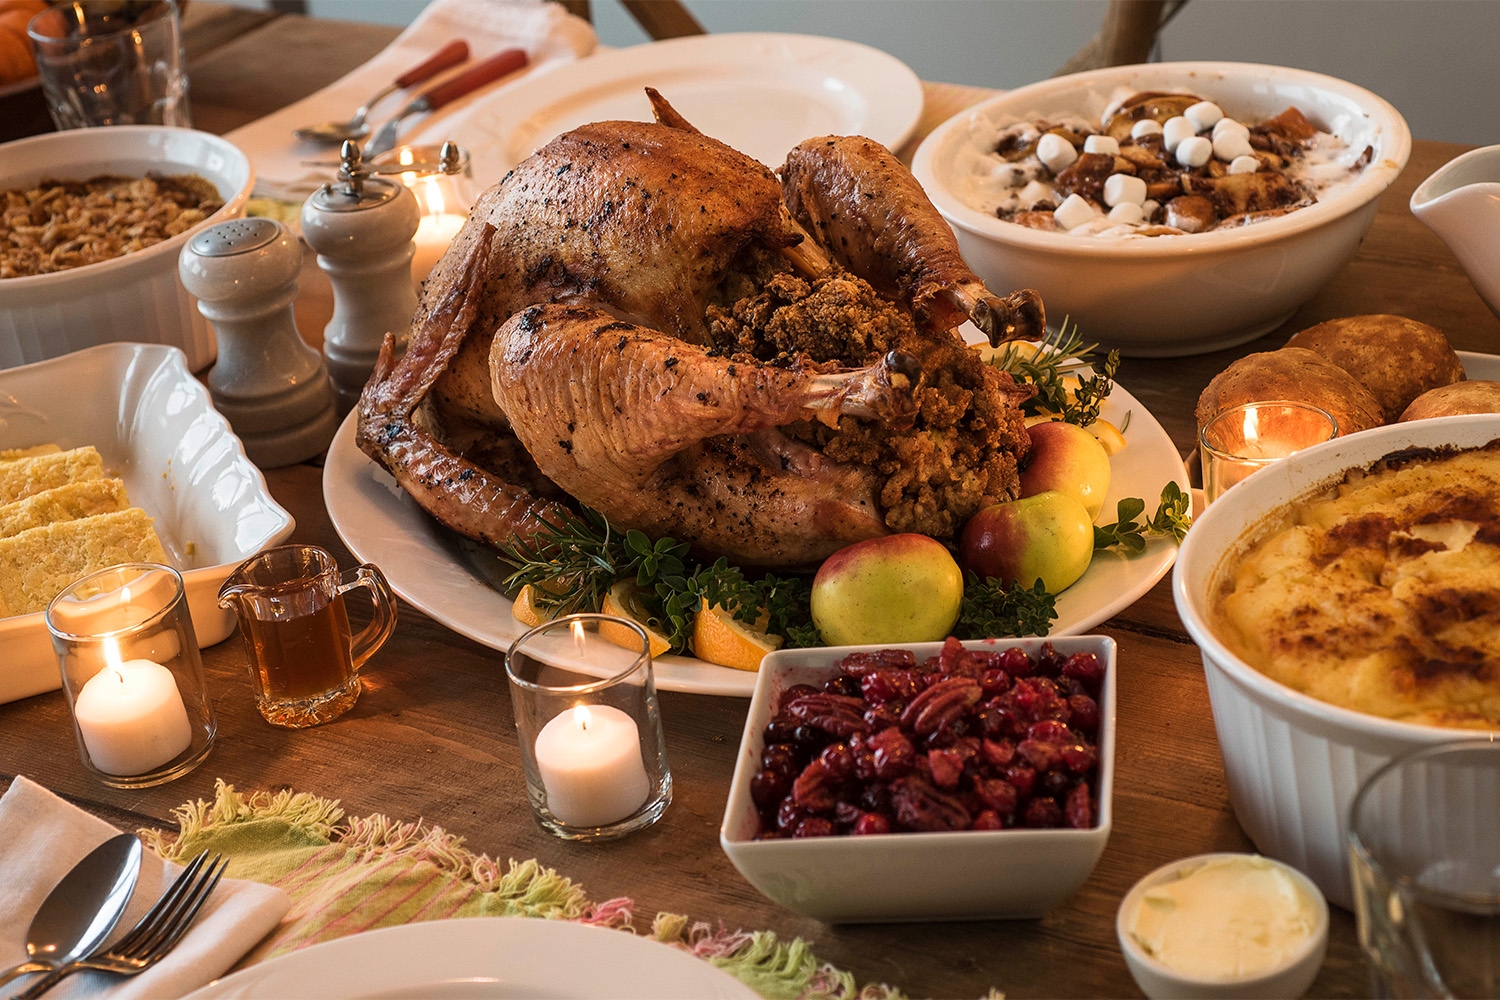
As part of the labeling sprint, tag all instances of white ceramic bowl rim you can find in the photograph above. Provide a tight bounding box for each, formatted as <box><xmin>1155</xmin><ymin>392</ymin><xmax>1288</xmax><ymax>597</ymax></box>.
<box><xmin>1174</xmin><ymin>414</ymin><xmax>1500</xmax><ymax>743</ymax></box>
<box><xmin>914</xmin><ymin>60</ymin><xmax>1412</xmax><ymax>259</ymax></box>
<box><xmin>0</xmin><ymin>125</ymin><xmax>253</xmax><ymax>290</ymax></box>
<box><xmin>1117</xmin><ymin>851</ymin><xmax>1330</xmax><ymax>986</ymax></box>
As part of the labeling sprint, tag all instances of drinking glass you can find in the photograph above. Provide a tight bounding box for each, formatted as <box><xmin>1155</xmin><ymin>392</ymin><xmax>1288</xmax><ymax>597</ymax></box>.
<box><xmin>28</xmin><ymin>0</ymin><xmax>190</xmax><ymax>129</ymax></box>
<box><xmin>1199</xmin><ymin>400</ymin><xmax>1339</xmax><ymax>503</ymax></box>
<box><xmin>46</xmin><ymin>563</ymin><xmax>215</xmax><ymax>788</ymax></box>
<box><xmin>505</xmin><ymin>614</ymin><xmax>672</xmax><ymax>841</ymax></box>
<box><xmin>1348</xmin><ymin>742</ymin><xmax>1500</xmax><ymax>999</ymax></box>
<box><xmin>218</xmin><ymin>544</ymin><xmax>396</xmax><ymax>728</ymax></box>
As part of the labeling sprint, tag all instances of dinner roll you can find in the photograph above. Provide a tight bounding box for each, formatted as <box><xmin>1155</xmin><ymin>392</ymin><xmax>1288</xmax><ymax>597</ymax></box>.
<box><xmin>1399</xmin><ymin>380</ymin><xmax>1500</xmax><ymax>422</ymax></box>
<box><xmin>1195</xmin><ymin>348</ymin><xmax>1385</xmax><ymax>437</ymax></box>
<box><xmin>1283</xmin><ymin>315</ymin><xmax>1464</xmax><ymax>423</ymax></box>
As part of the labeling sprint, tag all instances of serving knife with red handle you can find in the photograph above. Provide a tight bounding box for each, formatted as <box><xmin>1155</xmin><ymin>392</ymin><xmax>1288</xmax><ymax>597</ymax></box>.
<box><xmin>365</xmin><ymin>47</ymin><xmax>530</xmax><ymax>157</ymax></box>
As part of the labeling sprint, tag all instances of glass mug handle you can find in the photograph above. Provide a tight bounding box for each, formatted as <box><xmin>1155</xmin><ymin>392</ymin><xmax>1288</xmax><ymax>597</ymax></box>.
<box><xmin>334</xmin><ymin>564</ymin><xmax>397</xmax><ymax>670</ymax></box>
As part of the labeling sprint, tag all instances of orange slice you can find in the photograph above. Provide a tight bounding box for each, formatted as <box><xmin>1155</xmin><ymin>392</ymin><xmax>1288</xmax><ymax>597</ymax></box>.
<box><xmin>1088</xmin><ymin>418</ymin><xmax>1127</xmax><ymax>456</ymax></box>
<box><xmin>692</xmin><ymin>602</ymin><xmax>783</xmax><ymax>672</ymax></box>
<box><xmin>600</xmin><ymin>580</ymin><xmax>672</xmax><ymax>657</ymax></box>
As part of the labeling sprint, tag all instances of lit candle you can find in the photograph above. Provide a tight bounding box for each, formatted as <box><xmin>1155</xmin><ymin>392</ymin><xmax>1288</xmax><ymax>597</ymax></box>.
<box><xmin>410</xmin><ymin>211</ymin><xmax>467</xmax><ymax>288</ymax></box>
<box><xmin>1200</xmin><ymin>401</ymin><xmax>1337</xmax><ymax>502</ymax></box>
<box><xmin>533</xmin><ymin>704</ymin><xmax>651</xmax><ymax>827</ymax></box>
<box><xmin>73</xmin><ymin>644</ymin><xmax>192</xmax><ymax>776</ymax></box>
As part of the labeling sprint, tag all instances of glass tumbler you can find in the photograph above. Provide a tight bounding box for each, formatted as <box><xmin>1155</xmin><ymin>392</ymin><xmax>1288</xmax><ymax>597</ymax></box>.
<box><xmin>1348</xmin><ymin>742</ymin><xmax>1500</xmax><ymax>999</ymax></box>
<box><xmin>373</xmin><ymin>143</ymin><xmax>476</xmax><ymax>289</ymax></box>
<box><xmin>505</xmin><ymin>614</ymin><xmax>672</xmax><ymax>841</ymax></box>
<box><xmin>46</xmin><ymin>563</ymin><xmax>215</xmax><ymax>788</ymax></box>
<box><xmin>1199</xmin><ymin>400</ymin><xmax>1339</xmax><ymax>503</ymax></box>
<box><xmin>28</xmin><ymin>0</ymin><xmax>190</xmax><ymax>130</ymax></box>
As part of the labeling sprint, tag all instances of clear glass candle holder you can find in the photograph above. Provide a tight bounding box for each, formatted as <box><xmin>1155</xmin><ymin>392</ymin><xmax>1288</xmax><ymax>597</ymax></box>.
<box><xmin>1199</xmin><ymin>400</ymin><xmax>1339</xmax><ymax>503</ymax></box>
<box><xmin>505</xmin><ymin>614</ymin><xmax>671</xmax><ymax>841</ymax></box>
<box><xmin>371</xmin><ymin>142</ymin><xmax>475</xmax><ymax>290</ymax></box>
<box><xmin>1348</xmin><ymin>742</ymin><xmax>1500</xmax><ymax>999</ymax></box>
<box><xmin>45</xmin><ymin>563</ymin><xmax>216</xmax><ymax>788</ymax></box>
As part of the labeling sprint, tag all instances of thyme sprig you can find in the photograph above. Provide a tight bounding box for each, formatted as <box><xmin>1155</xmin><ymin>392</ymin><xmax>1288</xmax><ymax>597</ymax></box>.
<box><xmin>954</xmin><ymin>573</ymin><xmax>1058</xmax><ymax>639</ymax></box>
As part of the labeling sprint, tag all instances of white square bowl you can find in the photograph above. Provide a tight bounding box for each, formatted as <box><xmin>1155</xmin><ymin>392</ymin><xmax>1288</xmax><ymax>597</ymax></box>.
<box><xmin>720</xmin><ymin>636</ymin><xmax>1115</xmax><ymax>923</ymax></box>
<box><xmin>0</xmin><ymin>343</ymin><xmax>295</xmax><ymax>703</ymax></box>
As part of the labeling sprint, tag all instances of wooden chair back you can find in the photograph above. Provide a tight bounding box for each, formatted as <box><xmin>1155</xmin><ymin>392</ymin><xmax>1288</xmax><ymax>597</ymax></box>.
<box><xmin>1055</xmin><ymin>0</ymin><xmax>1188</xmax><ymax>76</ymax></box>
<box><xmin>556</xmin><ymin>0</ymin><xmax>705</xmax><ymax>41</ymax></box>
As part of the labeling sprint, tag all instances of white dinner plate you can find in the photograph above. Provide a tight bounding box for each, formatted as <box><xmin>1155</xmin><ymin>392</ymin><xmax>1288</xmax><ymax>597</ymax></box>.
<box><xmin>324</xmin><ymin>350</ymin><xmax>1189</xmax><ymax>698</ymax></box>
<box><xmin>450</xmin><ymin>33</ymin><xmax>924</xmax><ymax>186</ymax></box>
<box><xmin>181</xmin><ymin>917</ymin><xmax>756</xmax><ymax>999</ymax></box>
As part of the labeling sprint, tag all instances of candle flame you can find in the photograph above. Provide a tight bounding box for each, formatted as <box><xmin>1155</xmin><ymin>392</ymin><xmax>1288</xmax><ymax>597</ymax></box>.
<box><xmin>415</xmin><ymin>176</ymin><xmax>452</xmax><ymax>216</ymax></box>
<box><xmin>572</xmin><ymin>705</ymin><xmax>593</xmax><ymax>731</ymax></box>
<box><xmin>571</xmin><ymin>619</ymin><xmax>587</xmax><ymax>656</ymax></box>
<box><xmin>102</xmin><ymin>638</ymin><xmax>124</xmax><ymax>673</ymax></box>
<box><xmin>1243</xmin><ymin>407</ymin><xmax>1260</xmax><ymax>448</ymax></box>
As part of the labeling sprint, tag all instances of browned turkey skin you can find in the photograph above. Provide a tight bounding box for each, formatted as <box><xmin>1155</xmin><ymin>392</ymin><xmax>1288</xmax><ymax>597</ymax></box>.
<box><xmin>357</xmin><ymin>102</ymin><xmax>1043</xmax><ymax>569</ymax></box>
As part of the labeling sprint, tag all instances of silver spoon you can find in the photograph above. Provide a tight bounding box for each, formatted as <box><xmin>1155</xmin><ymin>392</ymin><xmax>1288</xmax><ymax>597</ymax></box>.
<box><xmin>0</xmin><ymin>833</ymin><xmax>142</xmax><ymax>988</ymax></box>
<box><xmin>295</xmin><ymin>40</ymin><xmax>470</xmax><ymax>144</ymax></box>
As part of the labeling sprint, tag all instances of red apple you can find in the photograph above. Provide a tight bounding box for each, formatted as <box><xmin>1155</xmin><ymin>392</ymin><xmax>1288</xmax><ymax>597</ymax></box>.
<box><xmin>810</xmin><ymin>534</ymin><xmax>963</xmax><ymax>646</ymax></box>
<box><xmin>959</xmin><ymin>492</ymin><xmax>1094</xmax><ymax>594</ymax></box>
<box><xmin>1019</xmin><ymin>420</ymin><xmax>1112</xmax><ymax>520</ymax></box>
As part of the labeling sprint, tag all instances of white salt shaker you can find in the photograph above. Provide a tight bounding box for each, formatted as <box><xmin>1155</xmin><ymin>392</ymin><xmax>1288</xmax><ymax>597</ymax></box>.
<box><xmin>302</xmin><ymin>142</ymin><xmax>421</xmax><ymax>414</ymax></box>
<box><xmin>178</xmin><ymin>218</ymin><xmax>338</xmax><ymax>468</ymax></box>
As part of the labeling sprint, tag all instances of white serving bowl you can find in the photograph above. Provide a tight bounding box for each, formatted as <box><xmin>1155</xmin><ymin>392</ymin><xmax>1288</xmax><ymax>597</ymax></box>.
<box><xmin>1173</xmin><ymin>413</ymin><xmax>1500</xmax><ymax>909</ymax></box>
<box><xmin>1117</xmin><ymin>853</ymin><xmax>1329</xmax><ymax>1000</ymax></box>
<box><xmin>719</xmin><ymin>636</ymin><xmax>1115</xmax><ymax>923</ymax></box>
<box><xmin>0</xmin><ymin>126</ymin><xmax>254</xmax><ymax>371</ymax></box>
<box><xmin>911</xmin><ymin>62</ymin><xmax>1410</xmax><ymax>357</ymax></box>
<box><xmin>0</xmin><ymin>343</ymin><xmax>295</xmax><ymax>704</ymax></box>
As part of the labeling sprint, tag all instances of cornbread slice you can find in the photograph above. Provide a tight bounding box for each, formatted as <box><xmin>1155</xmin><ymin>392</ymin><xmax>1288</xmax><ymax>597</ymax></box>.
<box><xmin>0</xmin><ymin>508</ymin><xmax>169</xmax><ymax>618</ymax></box>
<box><xmin>0</xmin><ymin>444</ymin><xmax>62</xmax><ymax>462</ymax></box>
<box><xmin>0</xmin><ymin>447</ymin><xmax>105</xmax><ymax>505</ymax></box>
<box><xmin>0</xmin><ymin>479</ymin><xmax>131</xmax><ymax>539</ymax></box>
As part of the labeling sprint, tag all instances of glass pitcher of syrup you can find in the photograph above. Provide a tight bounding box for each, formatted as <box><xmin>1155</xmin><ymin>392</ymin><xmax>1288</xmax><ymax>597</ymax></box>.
<box><xmin>218</xmin><ymin>544</ymin><xmax>396</xmax><ymax>728</ymax></box>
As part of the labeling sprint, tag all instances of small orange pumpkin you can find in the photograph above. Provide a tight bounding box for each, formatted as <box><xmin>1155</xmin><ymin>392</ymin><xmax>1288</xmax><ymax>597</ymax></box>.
<box><xmin>0</xmin><ymin>0</ymin><xmax>48</xmax><ymax>85</ymax></box>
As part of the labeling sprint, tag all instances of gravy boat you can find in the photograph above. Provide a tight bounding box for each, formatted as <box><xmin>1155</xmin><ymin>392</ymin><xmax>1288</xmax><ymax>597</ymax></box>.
<box><xmin>1410</xmin><ymin>145</ymin><xmax>1500</xmax><ymax>319</ymax></box>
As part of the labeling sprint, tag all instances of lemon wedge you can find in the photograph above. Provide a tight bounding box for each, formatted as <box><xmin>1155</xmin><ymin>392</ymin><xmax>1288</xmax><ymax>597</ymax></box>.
<box><xmin>693</xmin><ymin>602</ymin><xmax>783</xmax><ymax>672</ymax></box>
<box><xmin>511</xmin><ymin>584</ymin><xmax>556</xmax><ymax>629</ymax></box>
<box><xmin>1088</xmin><ymin>418</ymin><xmax>1127</xmax><ymax>456</ymax></box>
<box><xmin>600</xmin><ymin>580</ymin><xmax>672</xmax><ymax>657</ymax></box>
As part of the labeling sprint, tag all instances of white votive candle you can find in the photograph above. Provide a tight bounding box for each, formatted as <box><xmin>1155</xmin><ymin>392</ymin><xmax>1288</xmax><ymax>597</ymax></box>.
<box><xmin>534</xmin><ymin>704</ymin><xmax>650</xmax><ymax>827</ymax></box>
<box><xmin>410</xmin><ymin>212</ymin><xmax>467</xmax><ymax>289</ymax></box>
<box><xmin>73</xmin><ymin>659</ymin><xmax>192</xmax><ymax>776</ymax></box>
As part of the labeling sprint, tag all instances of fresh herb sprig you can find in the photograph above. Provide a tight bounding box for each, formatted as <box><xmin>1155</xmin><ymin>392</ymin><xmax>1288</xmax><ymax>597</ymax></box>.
<box><xmin>954</xmin><ymin>573</ymin><xmax>1057</xmax><ymax>639</ymax></box>
<box><xmin>985</xmin><ymin>320</ymin><xmax>1121</xmax><ymax>427</ymax></box>
<box><xmin>1093</xmin><ymin>483</ymin><xmax>1194</xmax><ymax>552</ymax></box>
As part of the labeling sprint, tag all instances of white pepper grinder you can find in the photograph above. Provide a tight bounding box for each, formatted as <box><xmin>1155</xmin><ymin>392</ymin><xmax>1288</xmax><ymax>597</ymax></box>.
<box><xmin>178</xmin><ymin>218</ymin><xmax>339</xmax><ymax>468</ymax></box>
<box><xmin>302</xmin><ymin>141</ymin><xmax>421</xmax><ymax>414</ymax></box>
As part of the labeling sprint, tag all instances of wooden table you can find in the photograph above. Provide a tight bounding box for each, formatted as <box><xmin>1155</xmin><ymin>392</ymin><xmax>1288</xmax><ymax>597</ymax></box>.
<box><xmin>4</xmin><ymin>9</ymin><xmax>1498</xmax><ymax>998</ymax></box>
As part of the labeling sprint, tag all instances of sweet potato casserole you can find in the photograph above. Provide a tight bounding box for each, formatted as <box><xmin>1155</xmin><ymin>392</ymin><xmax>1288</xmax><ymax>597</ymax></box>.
<box><xmin>0</xmin><ymin>173</ymin><xmax>224</xmax><ymax>278</ymax></box>
<box><xmin>1211</xmin><ymin>440</ymin><xmax>1500</xmax><ymax>729</ymax></box>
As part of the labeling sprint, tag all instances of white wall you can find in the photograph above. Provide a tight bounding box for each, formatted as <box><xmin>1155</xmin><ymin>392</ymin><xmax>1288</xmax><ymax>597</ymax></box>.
<box><xmin>304</xmin><ymin>0</ymin><xmax>1499</xmax><ymax>145</ymax></box>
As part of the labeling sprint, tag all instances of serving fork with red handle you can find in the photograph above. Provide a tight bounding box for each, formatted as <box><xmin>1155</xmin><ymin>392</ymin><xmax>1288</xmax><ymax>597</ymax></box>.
<box><xmin>365</xmin><ymin>47</ymin><xmax>530</xmax><ymax>157</ymax></box>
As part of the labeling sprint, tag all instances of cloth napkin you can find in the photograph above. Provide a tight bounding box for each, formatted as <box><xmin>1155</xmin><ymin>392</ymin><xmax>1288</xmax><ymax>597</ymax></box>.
<box><xmin>0</xmin><ymin>777</ymin><xmax>289</xmax><ymax>1000</ymax></box>
<box><xmin>227</xmin><ymin>0</ymin><xmax>597</xmax><ymax>201</ymax></box>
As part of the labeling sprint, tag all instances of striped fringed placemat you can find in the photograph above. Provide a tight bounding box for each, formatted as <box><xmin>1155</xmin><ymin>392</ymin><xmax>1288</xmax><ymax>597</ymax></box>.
<box><xmin>141</xmin><ymin>782</ymin><xmax>926</xmax><ymax>1000</ymax></box>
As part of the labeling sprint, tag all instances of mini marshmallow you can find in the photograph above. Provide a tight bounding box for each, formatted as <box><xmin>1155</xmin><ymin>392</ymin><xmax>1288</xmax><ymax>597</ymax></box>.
<box><xmin>1103</xmin><ymin>173</ymin><xmax>1148</xmax><ymax>207</ymax></box>
<box><xmin>1211</xmin><ymin>116</ymin><xmax>1250</xmax><ymax>141</ymax></box>
<box><xmin>1083</xmin><ymin>134</ymin><xmax>1120</xmax><ymax>156</ymax></box>
<box><xmin>1036</xmin><ymin>132</ymin><xmax>1079</xmax><ymax>175</ymax></box>
<box><xmin>1184</xmin><ymin>101</ymin><xmax>1224</xmax><ymax>131</ymax></box>
<box><xmin>1142</xmin><ymin>198</ymin><xmax>1160</xmax><ymax>217</ymax></box>
<box><xmin>1053</xmin><ymin>193</ymin><xmax>1098</xmax><ymax>230</ymax></box>
<box><xmin>1107</xmin><ymin>202</ymin><xmax>1145</xmax><ymax>225</ymax></box>
<box><xmin>1176</xmin><ymin>135</ymin><xmax>1213</xmax><ymax>169</ymax></box>
<box><xmin>1228</xmin><ymin>155</ymin><xmax>1261</xmax><ymax>175</ymax></box>
<box><xmin>1162</xmin><ymin>116</ymin><xmax>1197</xmax><ymax>152</ymax></box>
<box><xmin>1130</xmin><ymin>119</ymin><xmax>1164</xmax><ymax>139</ymax></box>
<box><xmin>1213</xmin><ymin>129</ymin><xmax>1254</xmax><ymax>162</ymax></box>
<box><xmin>1309</xmin><ymin>161</ymin><xmax>1350</xmax><ymax>181</ymax></box>
<box><xmin>1018</xmin><ymin>180</ymin><xmax>1056</xmax><ymax>207</ymax></box>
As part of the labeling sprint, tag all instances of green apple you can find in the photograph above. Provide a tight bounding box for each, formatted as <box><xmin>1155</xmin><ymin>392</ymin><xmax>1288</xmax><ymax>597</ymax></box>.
<box><xmin>810</xmin><ymin>534</ymin><xmax>963</xmax><ymax>646</ymax></box>
<box><xmin>1019</xmin><ymin>419</ymin><xmax>1112</xmax><ymax>520</ymax></box>
<box><xmin>959</xmin><ymin>492</ymin><xmax>1095</xmax><ymax>594</ymax></box>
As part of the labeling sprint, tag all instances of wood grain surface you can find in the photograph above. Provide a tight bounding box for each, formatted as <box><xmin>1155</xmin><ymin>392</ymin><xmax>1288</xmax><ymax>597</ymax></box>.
<box><xmin>3</xmin><ymin>9</ymin><xmax>1497</xmax><ymax>998</ymax></box>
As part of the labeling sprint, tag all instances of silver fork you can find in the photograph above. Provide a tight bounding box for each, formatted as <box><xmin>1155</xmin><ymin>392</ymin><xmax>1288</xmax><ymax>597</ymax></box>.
<box><xmin>13</xmin><ymin>853</ymin><xmax>227</xmax><ymax>999</ymax></box>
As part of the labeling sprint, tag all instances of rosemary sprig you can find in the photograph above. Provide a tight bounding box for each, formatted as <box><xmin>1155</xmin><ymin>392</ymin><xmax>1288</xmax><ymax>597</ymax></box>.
<box><xmin>985</xmin><ymin>319</ymin><xmax>1120</xmax><ymax>427</ymax></box>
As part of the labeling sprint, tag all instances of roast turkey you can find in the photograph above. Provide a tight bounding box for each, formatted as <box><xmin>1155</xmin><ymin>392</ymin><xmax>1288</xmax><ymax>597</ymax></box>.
<box><xmin>357</xmin><ymin>96</ymin><xmax>1043</xmax><ymax>568</ymax></box>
